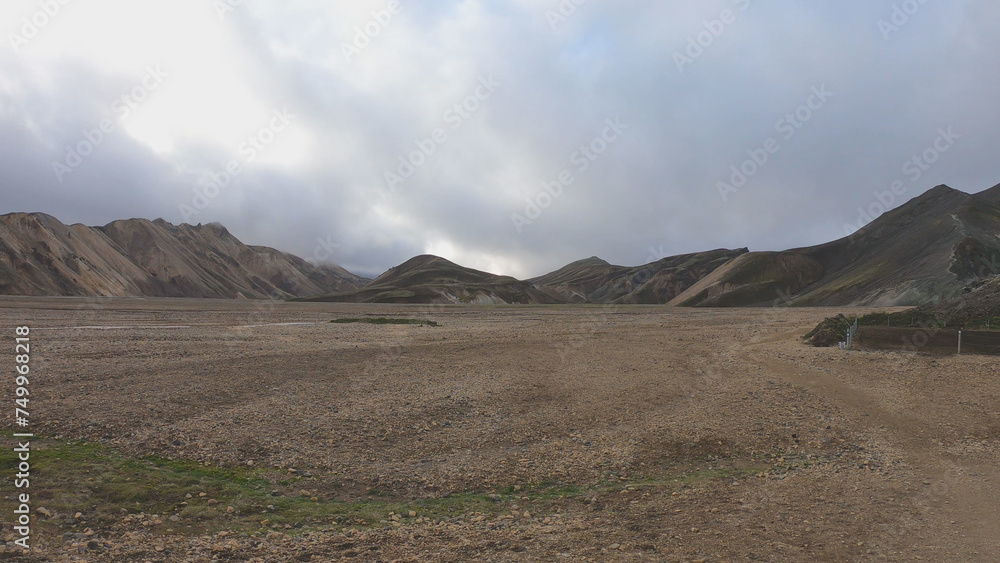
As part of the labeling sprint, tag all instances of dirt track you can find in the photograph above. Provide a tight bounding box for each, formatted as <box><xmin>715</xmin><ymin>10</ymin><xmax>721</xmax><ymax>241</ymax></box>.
<box><xmin>1</xmin><ymin>297</ymin><xmax>999</xmax><ymax>561</ymax></box>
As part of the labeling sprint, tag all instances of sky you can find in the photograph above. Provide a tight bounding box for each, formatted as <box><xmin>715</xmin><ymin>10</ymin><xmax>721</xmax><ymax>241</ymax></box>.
<box><xmin>1</xmin><ymin>0</ymin><xmax>997</xmax><ymax>279</ymax></box>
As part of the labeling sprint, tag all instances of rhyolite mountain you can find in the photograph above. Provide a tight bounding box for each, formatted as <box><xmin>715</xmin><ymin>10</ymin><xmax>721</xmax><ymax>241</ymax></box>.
<box><xmin>295</xmin><ymin>254</ymin><xmax>562</xmax><ymax>305</ymax></box>
<box><xmin>670</xmin><ymin>184</ymin><xmax>1000</xmax><ymax>307</ymax></box>
<box><xmin>4</xmin><ymin>182</ymin><xmax>999</xmax><ymax>306</ymax></box>
<box><xmin>0</xmin><ymin>213</ymin><xmax>369</xmax><ymax>298</ymax></box>
<box><xmin>529</xmin><ymin>249</ymin><xmax>747</xmax><ymax>304</ymax></box>
<box><xmin>298</xmin><ymin>251</ymin><xmax>748</xmax><ymax>305</ymax></box>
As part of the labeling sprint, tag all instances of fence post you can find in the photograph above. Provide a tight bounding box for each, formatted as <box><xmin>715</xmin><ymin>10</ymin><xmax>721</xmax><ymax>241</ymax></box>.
<box><xmin>846</xmin><ymin>319</ymin><xmax>858</xmax><ymax>350</ymax></box>
<box><xmin>958</xmin><ymin>330</ymin><xmax>962</xmax><ymax>355</ymax></box>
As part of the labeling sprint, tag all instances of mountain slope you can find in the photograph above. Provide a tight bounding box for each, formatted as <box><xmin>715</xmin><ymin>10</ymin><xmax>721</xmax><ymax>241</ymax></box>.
<box><xmin>920</xmin><ymin>275</ymin><xmax>1000</xmax><ymax>327</ymax></box>
<box><xmin>0</xmin><ymin>213</ymin><xmax>367</xmax><ymax>298</ymax></box>
<box><xmin>298</xmin><ymin>255</ymin><xmax>561</xmax><ymax>304</ymax></box>
<box><xmin>673</xmin><ymin>185</ymin><xmax>1000</xmax><ymax>307</ymax></box>
<box><xmin>530</xmin><ymin>249</ymin><xmax>748</xmax><ymax>304</ymax></box>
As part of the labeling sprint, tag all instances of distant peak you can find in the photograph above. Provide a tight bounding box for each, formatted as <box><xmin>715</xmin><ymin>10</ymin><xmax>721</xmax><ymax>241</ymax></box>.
<box><xmin>561</xmin><ymin>256</ymin><xmax>610</xmax><ymax>267</ymax></box>
<box><xmin>396</xmin><ymin>254</ymin><xmax>454</xmax><ymax>269</ymax></box>
<box><xmin>928</xmin><ymin>184</ymin><xmax>957</xmax><ymax>194</ymax></box>
<box><xmin>410</xmin><ymin>254</ymin><xmax>446</xmax><ymax>263</ymax></box>
<box><xmin>908</xmin><ymin>184</ymin><xmax>969</xmax><ymax>204</ymax></box>
<box><xmin>1</xmin><ymin>212</ymin><xmax>60</xmax><ymax>222</ymax></box>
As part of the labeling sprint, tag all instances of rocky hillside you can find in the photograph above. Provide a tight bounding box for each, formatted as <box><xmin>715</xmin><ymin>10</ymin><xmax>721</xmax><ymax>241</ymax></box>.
<box><xmin>672</xmin><ymin>184</ymin><xmax>1000</xmax><ymax>307</ymax></box>
<box><xmin>0</xmin><ymin>213</ymin><xmax>368</xmax><ymax>299</ymax></box>
<box><xmin>529</xmin><ymin>249</ymin><xmax>748</xmax><ymax>304</ymax></box>
<box><xmin>912</xmin><ymin>275</ymin><xmax>1000</xmax><ymax>328</ymax></box>
<box><xmin>297</xmin><ymin>255</ymin><xmax>561</xmax><ymax>305</ymax></box>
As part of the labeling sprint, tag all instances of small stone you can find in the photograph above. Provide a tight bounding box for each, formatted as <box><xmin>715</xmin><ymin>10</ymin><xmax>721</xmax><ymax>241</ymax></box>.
<box><xmin>408</xmin><ymin>511</ymin><xmax>417</xmax><ymax>518</ymax></box>
<box><xmin>226</xmin><ymin>506</ymin><xmax>235</xmax><ymax>514</ymax></box>
<box><xmin>199</xmin><ymin>492</ymin><xmax>208</xmax><ymax>497</ymax></box>
<box><xmin>74</xmin><ymin>512</ymin><xmax>84</xmax><ymax>519</ymax></box>
<box><xmin>609</xmin><ymin>543</ymin><xmax>621</xmax><ymax>550</ymax></box>
<box><xmin>207</xmin><ymin>499</ymin><xmax>220</xmax><ymax>506</ymax></box>
<box><xmin>247</xmin><ymin>460</ymin><xmax>255</xmax><ymax>466</ymax></box>
<box><xmin>37</xmin><ymin>507</ymin><xmax>52</xmax><ymax>517</ymax></box>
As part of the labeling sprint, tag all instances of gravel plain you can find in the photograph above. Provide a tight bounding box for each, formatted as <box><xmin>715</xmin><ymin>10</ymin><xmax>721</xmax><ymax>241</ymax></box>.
<box><xmin>1</xmin><ymin>297</ymin><xmax>999</xmax><ymax>562</ymax></box>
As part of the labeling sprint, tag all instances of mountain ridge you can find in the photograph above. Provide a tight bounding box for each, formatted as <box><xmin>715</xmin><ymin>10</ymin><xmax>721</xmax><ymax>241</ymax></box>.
<box><xmin>672</xmin><ymin>184</ymin><xmax>1000</xmax><ymax>307</ymax></box>
<box><xmin>296</xmin><ymin>254</ymin><xmax>562</xmax><ymax>305</ymax></box>
<box><xmin>3</xmin><ymin>182</ymin><xmax>999</xmax><ymax>305</ymax></box>
<box><xmin>0</xmin><ymin>213</ymin><xmax>368</xmax><ymax>299</ymax></box>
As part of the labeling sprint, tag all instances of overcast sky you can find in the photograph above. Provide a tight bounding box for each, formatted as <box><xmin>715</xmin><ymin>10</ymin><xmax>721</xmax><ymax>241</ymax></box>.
<box><xmin>1</xmin><ymin>0</ymin><xmax>997</xmax><ymax>278</ymax></box>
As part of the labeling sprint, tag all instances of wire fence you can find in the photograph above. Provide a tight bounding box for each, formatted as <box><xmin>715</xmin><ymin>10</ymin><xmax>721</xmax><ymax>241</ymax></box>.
<box><xmin>853</xmin><ymin>327</ymin><xmax>1000</xmax><ymax>356</ymax></box>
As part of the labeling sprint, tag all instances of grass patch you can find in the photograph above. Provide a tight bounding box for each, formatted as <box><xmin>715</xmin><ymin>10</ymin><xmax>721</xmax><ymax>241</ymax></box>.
<box><xmin>329</xmin><ymin>317</ymin><xmax>439</xmax><ymax>327</ymax></box>
<box><xmin>0</xmin><ymin>439</ymin><xmax>763</xmax><ymax>538</ymax></box>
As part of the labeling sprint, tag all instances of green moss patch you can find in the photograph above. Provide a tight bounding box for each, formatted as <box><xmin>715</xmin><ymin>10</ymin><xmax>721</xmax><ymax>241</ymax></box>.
<box><xmin>0</xmin><ymin>439</ymin><xmax>765</xmax><ymax>538</ymax></box>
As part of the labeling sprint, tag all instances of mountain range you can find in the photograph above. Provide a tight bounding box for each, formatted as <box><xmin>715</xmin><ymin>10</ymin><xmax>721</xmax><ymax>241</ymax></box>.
<box><xmin>3</xmin><ymin>182</ymin><xmax>999</xmax><ymax>306</ymax></box>
<box><xmin>0</xmin><ymin>213</ymin><xmax>368</xmax><ymax>299</ymax></box>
